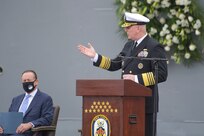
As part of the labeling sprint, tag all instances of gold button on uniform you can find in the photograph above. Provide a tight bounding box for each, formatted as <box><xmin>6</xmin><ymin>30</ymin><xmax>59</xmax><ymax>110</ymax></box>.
<box><xmin>138</xmin><ymin>63</ymin><xmax>144</xmax><ymax>69</ymax></box>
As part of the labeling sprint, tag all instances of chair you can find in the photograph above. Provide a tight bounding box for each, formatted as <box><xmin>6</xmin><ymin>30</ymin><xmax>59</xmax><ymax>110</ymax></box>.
<box><xmin>31</xmin><ymin>105</ymin><xmax>60</xmax><ymax>136</ymax></box>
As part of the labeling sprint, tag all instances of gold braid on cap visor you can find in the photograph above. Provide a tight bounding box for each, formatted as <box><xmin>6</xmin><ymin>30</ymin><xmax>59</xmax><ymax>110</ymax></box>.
<box><xmin>121</xmin><ymin>22</ymin><xmax>138</xmax><ymax>27</ymax></box>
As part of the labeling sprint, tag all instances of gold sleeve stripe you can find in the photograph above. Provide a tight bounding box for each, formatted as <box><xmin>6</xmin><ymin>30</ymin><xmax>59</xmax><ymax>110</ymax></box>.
<box><xmin>142</xmin><ymin>72</ymin><xmax>155</xmax><ymax>86</ymax></box>
<box><xmin>99</xmin><ymin>56</ymin><xmax>106</xmax><ymax>68</ymax></box>
<box><xmin>146</xmin><ymin>73</ymin><xmax>151</xmax><ymax>85</ymax></box>
<box><xmin>142</xmin><ymin>73</ymin><xmax>149</xmax><ymax>86</ymax></box>
<box><xmin>147</xmin><ymin>72</ymin><xmax>155</xmax><ymax>85</ymax></box>
<box><xmin>149</xmin><ymin>72</ymin><xmax>155</xmax><ymax>85</ymax></box>
<box><xmin>105</xmin><ymin>58</ymin><xmax>111</xmax><ymax>69</ymax></box>
<box><xmin>99</xmin><ymin>56</ymin><xmax>111</xmax><ymax>69</ymax></box>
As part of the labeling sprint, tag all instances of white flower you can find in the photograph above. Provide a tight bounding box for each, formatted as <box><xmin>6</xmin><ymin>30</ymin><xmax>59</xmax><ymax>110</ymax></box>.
<box><xmin>160</xmin><ymin>31</ymin><xmax>166</xmax><ymax>37</ymax></box>
<box><xmin>188</xmin><ymin>16</ymin><xmax>193</xmax><ymax>22</ymax></box>
<box><xmin>166</xmin><ymin>40</ymin><xmax>173</xmax><ymax>46</ymax></box>
<box><xmin>176</xmin><ymin>20</ymin><xmax>181</xmax><ymax>25</ymax></box>
<box><xmin>184</xmin><ymin>52</ymin><xmax>191</xmax><ymax>59</ymax></box>
<box><xmin>172</xmin><ymin>36</ymin><xmax>179</xmax><ymax>44</ymax></box>
<box><xmin>170</xmin><ymin>9</ymin><xmax>177</xmax><ymax>16</ymax></box>
<box><xmin>159</xmin><ymin>24</ymin><xmax>170</xmax><ymax>36</ymax></box>
<box><xmin>189</xmin><ymin>44</ymin><xmax>196</xmax><ymax>51</ymax></box>
<box><xmin>131</xmin><ymin>1</ymin><xmax>137</xmax><ymax>6</ymax></box>
<box><xmin>131</xmin><ymin>7</ymin><xmax>137</xmax><ymax>13</ymax></box>
<box><xmin>181</xmin><ymin>19</ymin><xmax>189</xmax><ymax>27</ymax></box>
<box><xmin>171</xmin><ymin>24</ymin><xmax>178</xmax><ymax>31</ymax></box>
<box><xmin>159</xmin><ymin>17</ymin><xmax>166</xmax><ymax>24</ymax></box>
<box><xmin>161</xmin><ymin>0</ymin><xmax>171</xmax><ymax>8</ymax></box>
<box><xmin>179</xmin><ymin>14</ymin><xmax>185</xmax><ymax>20</ymax></box>
<box><xmin>183</xmin><ymin>6</ymin><xmax>190</xmax><ymax>13</ymax></box>
<box><xmin>147</xmin><ymin>0</ymin><xmax>153</xmax><ymax>4</ymax></box>
<box><xmin>163</xmin><ymin>24</ymin><xmax>169</xmax><ymax>30</ymax></box>
<box><xmin>195</xmin><ymin>30</ymin><xmax>201</xmax><ymax>35</ymax></box>
<box><xmin>167</xmin><ymin>13</ymin><xmax>173</xmax><ymax>18</ymax></box>
<box><xmin>193</xmin><ymin>19</ymin><xmax>202</xmax><ymax>29</ymax></box>
<box><xmin>176</xmin><ymin>0</ymin><xmax>191</xmax><ymax>6</ymax></box>
<box><xmin>150</xmin><ymin>27</ymin><xmax>157</xmax><ymax>35</ymax></box>
<box><xmin>166</xmin><ymin>34</ymin><xmax>172</xmax><ymax>40</ymax></box>
<box><xmin>171</xmin><ymin>53</ymin><xmax>181</xmax><ymax>63</ymax></box>
<box><xmin>120</xmin><ymin>0</ymin><xmax>126</xmax><ymax>4</ymax></box>
<box><xmin>165</xmin><ymin>29</ymin><xmax>170</xmax><ymax>34</ymax></box>
<box><xmin>154</xmin><ymin>0</ymin><xmax>160</xmax><ymax>2</ymax></box>
<box><xmin>180</xmin><ymin>29</ymin><xmax>185</xmax><ymax>36</ymax></box>
<box><xmin>178</xmin><ymin>45</ymin><xmax>184</xmax><ymax>50</ymax></box>
<box><xmin>164</xmin><ymin>46</ymin><xmax>171</xmax><ymax>51</ymax></box>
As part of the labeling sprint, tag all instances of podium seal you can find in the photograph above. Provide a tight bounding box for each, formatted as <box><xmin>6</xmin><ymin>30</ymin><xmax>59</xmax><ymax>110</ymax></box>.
<box><xmin>91</xmin><ymin>114</ymin><xmax>111</xmax><ymax>136</ymax></box>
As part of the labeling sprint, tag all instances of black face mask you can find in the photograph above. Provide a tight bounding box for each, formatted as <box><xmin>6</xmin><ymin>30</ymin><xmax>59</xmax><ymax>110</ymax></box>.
<box><xmin>22</xmin><ymin>81</ymin><xmax>36</xmax><ymax>93</ymax></box>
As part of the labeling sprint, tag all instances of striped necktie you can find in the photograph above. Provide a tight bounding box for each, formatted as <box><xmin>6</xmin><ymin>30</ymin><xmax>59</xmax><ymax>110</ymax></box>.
<box><xmin>19</xmin><ymin>94</ymin><xmax>31</xmax><ymax>116</ymax></box>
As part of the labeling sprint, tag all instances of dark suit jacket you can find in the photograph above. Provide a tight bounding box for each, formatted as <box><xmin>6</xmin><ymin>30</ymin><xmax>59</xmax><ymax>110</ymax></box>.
<box><xmin>8</xmin><ymin>89</ymin><xmax>54</xmax><ymax>135</ymax></box>
<box><xmin>94</xmin><ymin>35</ymin><xmax>168</xmax><ymax>113</ymax></box>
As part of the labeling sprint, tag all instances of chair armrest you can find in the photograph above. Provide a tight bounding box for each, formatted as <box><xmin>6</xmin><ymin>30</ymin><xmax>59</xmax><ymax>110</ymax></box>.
<box><xmin>31</xmin><ymin>126</ymin><xmax>56</xmax><ymax>132</ymax></box>
<box><xmin>78</xmin><ymin>129</ymin><xmax>82</xmax><ymax>136</ymax></box>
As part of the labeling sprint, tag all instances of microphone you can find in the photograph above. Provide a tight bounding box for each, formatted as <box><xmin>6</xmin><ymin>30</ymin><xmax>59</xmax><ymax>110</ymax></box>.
<box><xmin>0</xmin><ymin>66</ymin><xmax>3</xmax><ymax>75</ymax></box>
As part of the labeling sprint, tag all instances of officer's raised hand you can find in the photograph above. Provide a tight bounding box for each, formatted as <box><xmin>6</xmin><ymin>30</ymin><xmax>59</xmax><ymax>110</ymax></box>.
<box><xmin>78</xmin><ymin>43</ymin><xmax>96</xmax><ymax>59</ymax></box>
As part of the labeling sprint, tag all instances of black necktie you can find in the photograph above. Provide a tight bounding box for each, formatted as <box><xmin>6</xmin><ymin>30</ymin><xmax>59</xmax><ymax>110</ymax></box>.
<box><xmin>131</xmin><ymin>41</ymin><xmax>137</xmax><ymax>52</ymax></box>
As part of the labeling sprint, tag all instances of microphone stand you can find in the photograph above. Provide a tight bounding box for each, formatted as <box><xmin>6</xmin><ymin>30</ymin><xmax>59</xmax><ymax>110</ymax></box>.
<box><xmin>152</xmin><ymin>60</ymin><xmax>159</xmax><ymax>136</ymax></box>
<box><xmin>117</xmin><ymin>54</ymin><xmax>167</xmax><ymax>61</ymax></box>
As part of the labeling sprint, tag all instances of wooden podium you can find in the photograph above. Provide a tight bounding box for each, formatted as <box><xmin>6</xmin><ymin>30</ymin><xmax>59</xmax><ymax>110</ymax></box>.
<box><xmin>76</xmin><ymin>79</ymin><xmax>151</xmax><ymax>136</ymax></box>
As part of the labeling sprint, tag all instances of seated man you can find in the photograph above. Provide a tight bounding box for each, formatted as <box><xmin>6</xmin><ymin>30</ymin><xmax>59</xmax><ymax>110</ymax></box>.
<box><xmin>0</xmin><ymin>70</ymin><xmax>54</xmax><ymax>136</ymax></box>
